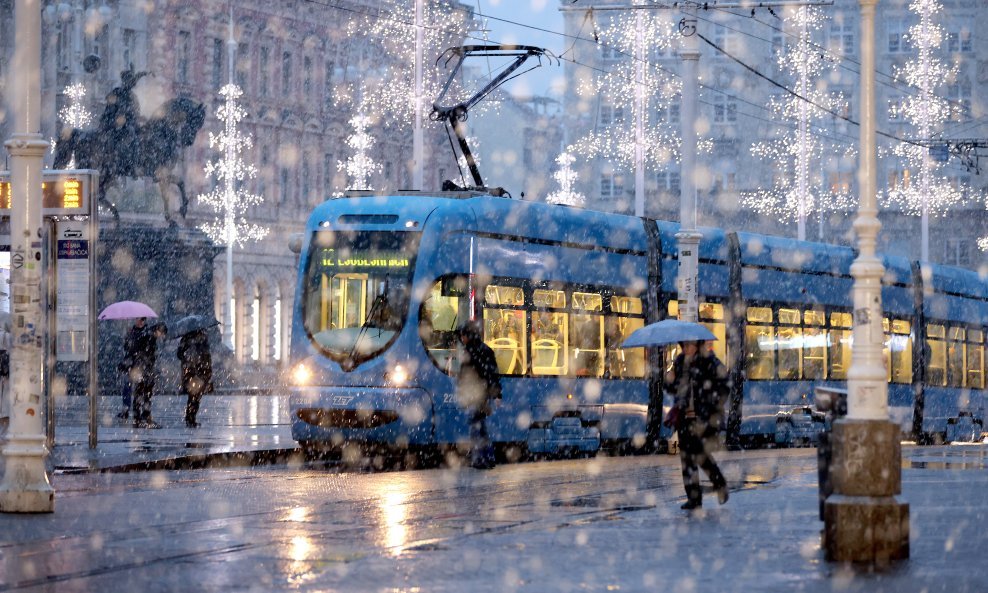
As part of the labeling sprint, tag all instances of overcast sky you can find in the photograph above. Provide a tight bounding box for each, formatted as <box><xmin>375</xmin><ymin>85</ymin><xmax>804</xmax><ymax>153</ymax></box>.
<box><xmin>469</xmin><ymin>0</ymin><xmax>568</xmax><ymax>98</ymax></box>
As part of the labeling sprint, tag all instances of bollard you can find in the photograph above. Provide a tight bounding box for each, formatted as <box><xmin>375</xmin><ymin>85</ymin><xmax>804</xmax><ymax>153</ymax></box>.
<box><xmin>815</xmin><ymin>387</ymin><xmax>847</xmax><ymax>520</ymax></box>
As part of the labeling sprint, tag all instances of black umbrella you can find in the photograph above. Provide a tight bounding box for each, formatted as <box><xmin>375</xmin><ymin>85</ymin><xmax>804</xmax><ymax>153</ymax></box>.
<box><xmin>169</xmin><ymin>314</ymin><xmax>220</xmax><ymax>338</ymax></box>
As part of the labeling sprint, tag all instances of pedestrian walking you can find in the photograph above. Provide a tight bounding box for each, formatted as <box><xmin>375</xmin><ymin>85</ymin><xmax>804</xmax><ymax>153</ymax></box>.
<box><xmin>125</xmin><ymin>318</ymin><xmax>166</xmax><ymax>429</ymax></box>
<box><xmin>665</xmin><ymin>340</ymin><xmax>730</xmax><ymax>510</ymax></box>
<box><xmin>456</xmin><ymin>321</ymin><xmax>501</xmax><ymax>469</ymax></box>
<box><xmin>177</xmin><ymin>328</ymin><xmax>213</xmax><ymax>428</ymax></box>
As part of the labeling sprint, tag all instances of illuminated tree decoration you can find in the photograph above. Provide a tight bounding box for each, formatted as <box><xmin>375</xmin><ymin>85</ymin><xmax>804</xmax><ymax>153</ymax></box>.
<box><xmin>58</xmin><ymin>82</ymin><xmax>93</xmax><ymax>169</ymax></box>
<box><xmin>882</xmin><ymin>0</ymin><xmax>970</xmax><ymax>258</ymax></box>
<box><xmin>338</xmin><ymin>112</ymin><xmax>382</xmax><ymax>191</ymax></box>
<box><xmin>546</xmin><ymin>152</ymin><xmax>586</xmax><ymax>207</ymax></box>
<box><xmin>197</xmin><ymin>83</ymin><xmax>268</xmax><ymax>247</ymax></box>
<box><xmin>569</xmin><ymin>11</ymin><xmax>681</xmax><ymax>170</ymax></box>
<box><xmin>740</xmin><ymin>6</ymin><xmax>853</xmax><ymax>239</ymax></box>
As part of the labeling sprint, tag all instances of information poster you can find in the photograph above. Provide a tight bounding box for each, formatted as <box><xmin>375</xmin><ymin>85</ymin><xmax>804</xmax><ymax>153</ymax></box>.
<box><xmin>56</xmin><ymin>221</ymin><xmax>89</xmax><ymax>362</ymax></box>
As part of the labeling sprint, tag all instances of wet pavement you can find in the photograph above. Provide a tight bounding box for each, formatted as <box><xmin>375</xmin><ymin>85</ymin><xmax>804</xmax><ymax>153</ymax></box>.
<box><xmin>48</xmin><ymin>393</ymin><xmax>295</xmax><ymax>472</ymax></box>
<box><xmin>0</xmin><ymin>394</ymin><xmax>986</xmax><ymax>592</ymax></box>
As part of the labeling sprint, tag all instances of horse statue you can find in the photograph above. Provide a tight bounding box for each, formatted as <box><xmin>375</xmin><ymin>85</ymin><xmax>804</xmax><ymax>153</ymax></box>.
<box><xmin>54</xmin><ymin>68</ymin><xmax>206</xmax><ymax>224</ymax></box>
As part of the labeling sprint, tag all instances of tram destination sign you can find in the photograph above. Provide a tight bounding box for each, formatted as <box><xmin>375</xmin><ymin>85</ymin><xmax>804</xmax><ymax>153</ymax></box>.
<box><xmin>0</xmin><ymin>170</ymin><xmax>93</xmax><ymax>215</ymax></box>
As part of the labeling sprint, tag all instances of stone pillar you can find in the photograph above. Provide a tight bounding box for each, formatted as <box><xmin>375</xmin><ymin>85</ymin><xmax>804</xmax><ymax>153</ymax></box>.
<box><xmin>824</xmin><ymin>420</ymin><xmax>909</xmax><ymax>564</ymax></box>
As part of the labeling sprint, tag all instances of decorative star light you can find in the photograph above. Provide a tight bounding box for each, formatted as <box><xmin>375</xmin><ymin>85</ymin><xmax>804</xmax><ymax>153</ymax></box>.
<box><xmin>740</xmin><ymin>6</ymin><xmax>854</xmax><ymax>236</ymax></box>
<box><xmin>58</xmin><ymin>82</ymin><xmax>93</xmax><ymax>169</ymax></box>
<box><xmin>197</xmin><ymin>83</ymin><xmax>268</xmax><ymax>247</ymax></box>
<box><xmin>546</xmin><ymin>152</ymin><xmax>586</xmax><ymax>207</ymax></box>
<box><xmin>338</xmin><ymin>112</ymin><xmax>382</xmax><ymax>191</ymax></box>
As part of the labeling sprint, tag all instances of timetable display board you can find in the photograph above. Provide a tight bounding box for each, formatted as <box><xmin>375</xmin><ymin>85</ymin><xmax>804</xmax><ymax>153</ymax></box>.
<box><xmin>0</xmin><ymin>170</ymin><xmax>92</xmax><ymax>215</ymax></box>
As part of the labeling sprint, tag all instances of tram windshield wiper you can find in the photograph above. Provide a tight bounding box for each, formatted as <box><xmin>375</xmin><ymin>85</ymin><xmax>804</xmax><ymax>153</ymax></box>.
<box><xmin>342</xmin><ymin>276</ymin><xmax>393</xmax><ymax>370</ymax></box>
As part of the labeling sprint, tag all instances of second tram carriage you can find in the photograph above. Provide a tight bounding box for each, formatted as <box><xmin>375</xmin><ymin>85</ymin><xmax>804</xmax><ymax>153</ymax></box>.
<box><xmin>288</xmin><ymin>190</ymin><xmax>988</xmax><ymax>459</ymax></box>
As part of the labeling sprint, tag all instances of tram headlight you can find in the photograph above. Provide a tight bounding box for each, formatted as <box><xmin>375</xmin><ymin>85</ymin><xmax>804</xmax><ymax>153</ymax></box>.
<box><xmin>291</xmin><ymin>363</ymin><xmax>312</xmax><ymax>386</ymax></box>
<box><xmin>388</xmin><ymin>364</ymin><xmax>409</xmax><ymax>386</ymax></box>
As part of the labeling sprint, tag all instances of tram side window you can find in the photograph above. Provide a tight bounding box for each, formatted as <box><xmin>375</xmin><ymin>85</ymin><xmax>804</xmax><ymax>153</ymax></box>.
<box><xmin>967</xmin><ymin>329</ymin><xmax>985</xmax><ymax>389</ymax></box>
<box><xmin>531</xmin><ymin>289</ymin><xmax>569</xmax><ymax>376</ymax></box>
<box><xmin>483</xmin><ymin>283</ymin><xmax>527</xmax><ymax>375</ymax></box>
<box><xmin>607</xmin><ymin>295</ymin><xmax>645</xmax><ymax>378</ymax></box>
<box><xmin>886</xmin><ymin>319</ymin><xmax>913</xmax><ymax>384</ymax></box>
<box><xmin>420</xmin><ymin>277</ymin><xmax>466</xmax><ymax>372</ymax></box>
<box><xmin>571</xmin><ymin>292</ymin><xmax>605</xmax><ymax>377</ymax></box>
<box><xmin>947</xmin><ymin>326</ymin><xmax>965</xmax><ymax>388</ymax></box>
<box><xmin>925</xmin><ymin>324</ymin><xmax>947</xmax><ymax>387</ymax></box>
<box><xmin>829</xmin><ymin>312</ymin><xmax>852</xmax><ymax>380</ymax></box>
<box><xmin>777</xmin><ymin>308</ymin><xmax>802</xmax><ymax>380</ymax></box>
<box><xmin>667</xmin><ymin>301</ymin><xmax>729</xmax><ymax>365</ymax></box>
<box><xmin>745</xmin><ymin>307</ymin><xmax>775</xmax><ymax>380</ymax></box>
<box><xmin>802</xmin><ymin>309</ymin><xmax>827</xmax><ymax>379</ymax></box>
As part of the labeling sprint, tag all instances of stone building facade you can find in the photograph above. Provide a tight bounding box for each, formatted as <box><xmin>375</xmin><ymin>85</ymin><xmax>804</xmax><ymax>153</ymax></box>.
<box><xmin>0</xmin><ymin>0</ymin><xmax>478</xmax><ymax>382</ymax></box>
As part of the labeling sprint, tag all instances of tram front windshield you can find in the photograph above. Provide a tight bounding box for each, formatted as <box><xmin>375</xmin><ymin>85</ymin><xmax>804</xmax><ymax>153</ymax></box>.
<box><xmin>302</xmin><ymin>230</ymin><xmax>419</xmax><ymax>366</ymax></box>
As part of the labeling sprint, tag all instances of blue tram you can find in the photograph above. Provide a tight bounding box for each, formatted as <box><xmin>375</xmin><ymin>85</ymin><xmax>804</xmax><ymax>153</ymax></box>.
<box><xmin>288</xmin><ymin>190</ymin><xmax>988</xmax><ymax>458</ymax></box>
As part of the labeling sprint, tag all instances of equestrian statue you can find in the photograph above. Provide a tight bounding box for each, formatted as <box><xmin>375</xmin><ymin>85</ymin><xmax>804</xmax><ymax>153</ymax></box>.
<box><xmin>53</xmin><ymin>67</ymin><xmax>206</xmax><ymax>225</ymax></box>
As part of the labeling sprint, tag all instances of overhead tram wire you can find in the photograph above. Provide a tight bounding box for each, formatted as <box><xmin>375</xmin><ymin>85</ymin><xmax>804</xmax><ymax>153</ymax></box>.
<box><xmin>300</xmin><ymin>0</ymin><xmax>871</xmax><ymax>150</ymax></box>
<box><xmin>696</xmin><ymin>32</ymin><xmax>931</xmax><ymax>151</ymax></box>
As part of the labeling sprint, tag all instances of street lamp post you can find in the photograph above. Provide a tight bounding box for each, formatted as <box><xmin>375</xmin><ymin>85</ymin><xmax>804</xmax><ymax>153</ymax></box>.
<box><xmin>823</xmin><ymin>0</ymin><xmax>909</xmax><ymax>564</ymax></box>
<box><xmin>676</xmin><ymin>8</ymin><xmax>701</xmax><ymax>323</ymax></box>
<box><xmin>0</xmin><ymin>0</ymin><xmax>55</xmax><ymax>514</ymax></box>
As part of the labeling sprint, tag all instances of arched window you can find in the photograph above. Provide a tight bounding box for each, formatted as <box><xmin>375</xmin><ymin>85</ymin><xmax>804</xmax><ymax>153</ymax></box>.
<box><xmin>273</xmin><ymin>286</ymin><xmax>283</xmax><ymax>362</ymax></box>
<box><xmin>251</xmin><ymin>285</ymin><xmax>261</xmax><ymax>361</ymax></box>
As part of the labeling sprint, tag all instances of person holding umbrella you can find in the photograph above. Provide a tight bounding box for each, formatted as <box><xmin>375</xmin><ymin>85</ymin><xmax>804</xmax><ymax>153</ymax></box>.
<box><xmin>665</xmin><ymin>340</ymin><xmax>730</xmax><ymax>510</ymax></box>
<box><xmin>177</xmin><ymin>328</ymin><xmax>213</xmax><ymax>428</ymax></box>
<box><xmin>124</xmin><ymin>318</ymin><xmax>167</xmax><ymax>429</ymax></box>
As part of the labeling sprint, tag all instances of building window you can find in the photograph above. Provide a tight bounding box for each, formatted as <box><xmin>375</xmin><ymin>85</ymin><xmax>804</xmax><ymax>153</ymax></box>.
<box><xmin>251</xmin><ymin>287</ymin><xmax>261</xmax><ymax>362</ymax></box>
<box><xmin>301</xmin><ymin>156</ymin><xmax>310</xmax><ymax>205</ymax></box>
<box><xmin>282</xmin><ymin>51</ymin><xmax>292</xmax><ymax>97</ymax></box>
<box><xmin>237</xmin><ymin>42</ymin><xmax>249</xmax><ymax>91</ymax></box>
<box><xmin>212</xmin><ymin>38</ymin><xmax>224</xmax><ymax>88</ymax></box>
<box><xmin>829</xmin><ymin>171</ymin><xmax>853</xmax><ymax>194</ymax></box>
<box><xmin>600</xmin><ymin>103</ymin><xmax>625</xmax><ymax>126</ymax></box>
<box><xmin>324</xmin><ymin>58</ymin><xmax>336</xmax><ymax>108</ymax></box>
<box><xmin>946</xmin><ymin>28</ymin><xmax>972</xmax><ymax>53</ymax></box>
<box><xmin>887</xmin><ymin>95</ymin><xmax>905</xmax><ymax>122</ymax></box>
<box><xmin>280</xmin><ymin>167</ymin><xmax>289</xmax><ymax>204</ymax></box>
<box><xmin>177</xmin><ymin>30</ymin><xmax>191</xmax><ymax>84</ymax></box>
<box><xmin>945</xmin><ymin>81</ymin><xmax>971</xmax><ymax>121</ymax></box>
<box><xmin>887</xmin><ymin>18</ymin><xmax>912</xmax><ymax>53</ymax></box>
<box><xmin>944</xmin><ymin>238</ymin><xmax>972</xmax><ymax>267</ymax></box>
<box><xmin>303</xmin><ymin>55</ymin><xmax>313</xmax><ymax>100</ymax></box>
<box><xmin>828</xmin><ymin>18</ymin><xmax>854</xmax><ymax>56</ymax></box>
<box><xmin>713</xmin><ymin>24</ymin><xmax>739</xmax><ymax>54</ymax></box>
<box><xmin>259</xmin><ymin>46</ymin><xmax>270</xmax><ymax>96</ymax></box>
<box><xmin>656</xmin><ymin>170</ymin><xmax>680</xmax><ymax>194</ymax></box>
<box><xmin>711</xmin><ymin>93</ymin><xmax>737</xmax><ymax>123</ymax></box>
<box><xmin>122</xmin><ymin>29</ymin><xmax>138</xmax><ymax>70</ymax></box>
<box><xmin>600</xmin><ymin>172</ymin><xmax>624</xmax><ymax>200</ymax></box>
<box><xmin>656</xmin><ymin>103</ymin><xmax>679</xmax><ymax>124</ymax></box>
<box><xmin>273</xmin><ymin>293</ymin><xmax>282</xmax><ymax>362</ymax></box>
<box><xmin>887</xmin><ymin>169</ymin><xmax>911</xmax><ymax>192</ymax></box>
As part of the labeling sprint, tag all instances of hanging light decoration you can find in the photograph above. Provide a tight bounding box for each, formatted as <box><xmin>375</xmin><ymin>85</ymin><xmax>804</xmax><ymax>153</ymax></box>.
<box><xmin>197</xmin><ymin>83</ymin><xmax>268</xmax><ymax>247</ymax></box>
<box><xmin>546</xmin><ymin>152</ymin><xmax>586</xmax><ymax>207</ymax></box>
<box><xmin>740</xmin><ymin>6</ymin><xmax>854</xmax><ymax>235</ymax></box>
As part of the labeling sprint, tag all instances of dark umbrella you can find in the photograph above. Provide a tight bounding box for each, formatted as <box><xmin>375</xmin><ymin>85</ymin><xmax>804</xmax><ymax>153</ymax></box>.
<box><xmin>169</xmin><ymin>314</ymin><xmax>220</xmax><ymax>338</ymax></box>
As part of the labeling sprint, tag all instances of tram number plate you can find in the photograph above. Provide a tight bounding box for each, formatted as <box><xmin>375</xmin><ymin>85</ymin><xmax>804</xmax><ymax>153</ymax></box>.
<box><xmin>331</xmin><ymin>395</ymin><xmax>354</xmax><ymax>405</ymax></box>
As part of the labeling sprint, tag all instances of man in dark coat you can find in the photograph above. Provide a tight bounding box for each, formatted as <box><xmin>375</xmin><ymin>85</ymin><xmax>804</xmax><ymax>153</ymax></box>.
<box><xmin>125</xmin><ymin>318</ymin><xmax>166</xmax><ymax>429</ymax></box>
<box><xmin>177</xmin><ymin>329</ymin><xmax>213</xmax><ymax>428</ymax></box>
<box><xmin>456</xmin><ymin>321</ymin><xmax>502</xmax><ymax>469</ymax></box>
<box><xmin>665</xmin><ymin>340</ymin><xmax>730</xmax><ymax>510</ymax></box>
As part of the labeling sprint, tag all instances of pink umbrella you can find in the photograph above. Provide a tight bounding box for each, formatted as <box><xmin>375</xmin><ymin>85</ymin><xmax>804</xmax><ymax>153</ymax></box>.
<box><xmin>98</xmin><ymin>300</ymin><xmax>158</xmax><ymax>320</ymax></box>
